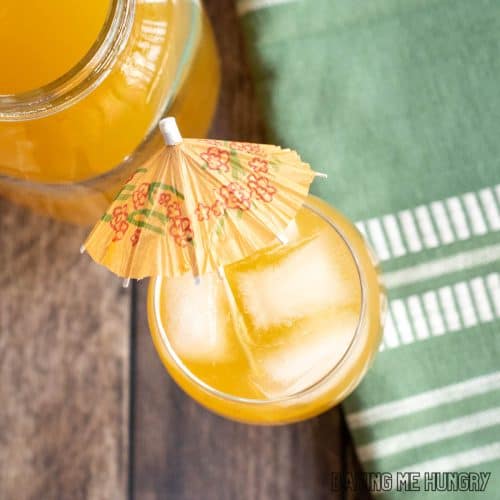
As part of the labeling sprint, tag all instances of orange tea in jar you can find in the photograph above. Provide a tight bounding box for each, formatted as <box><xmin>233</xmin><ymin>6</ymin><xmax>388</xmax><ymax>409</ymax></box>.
<box><xmin>149</xmin><ymin>196</ymin><xmax>385</xmax><ymax>424</ymax></box>
<box><xmin>0</xmin><ymin>0</ymin><xmax>220</xmax><ymax>224</ymax></box>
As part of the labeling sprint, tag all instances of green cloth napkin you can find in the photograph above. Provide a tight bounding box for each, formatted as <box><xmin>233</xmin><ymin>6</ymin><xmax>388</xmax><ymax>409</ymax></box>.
<box><xmin>236</xmin><ymin>0</ymin><xmax>500</xmax><ymax>497</ymax></box>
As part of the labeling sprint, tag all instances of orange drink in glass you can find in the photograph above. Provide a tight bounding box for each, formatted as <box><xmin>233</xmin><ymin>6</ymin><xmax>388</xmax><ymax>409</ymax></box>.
<box><xmin>0</xmin><ymin>0</ymin><xmax>220</xmax><ymax>224</ymax></box>
<box><xmin>148</xmin><ymin>196</ymin><xmax>385</xmax><ymax>424</ymax></box>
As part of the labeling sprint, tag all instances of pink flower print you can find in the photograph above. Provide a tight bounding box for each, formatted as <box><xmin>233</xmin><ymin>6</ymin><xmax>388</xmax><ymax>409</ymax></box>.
<box><xmin>169</xmin><ymin>217</ymin><xmax>194</xmax><ymax>247</ymax></box>
<box><xmin>157</xmin><ymin>192</ymin><xmax>172</xmax><ymax>207</ymax></box>
<box><xmin>166</xmin><ymin>201</ymin><xmax>182</xmax><ymax>219</ymax></box>
<box><xmin>249</xmin><ymin>157</ymin><xmax>269</xmax><ymax>173</ymax></box>
<box><xmin>132</xmin><ymin>182</ymin><xmax>150</xmax><ymax>209</ymax></box>
<box><xmin>195</xmin><ymin>202</ymin><xmax>211</xmax><ymax>222</ymax></box>
<box><xmin>110</xmin><ymin>204</ymin><xmax>129</xmax><ymax>242</ymax></box>
<box><xmin>200</xmin><ymin>147</ymin><xmax>231</xmax><ymax>173</ymax></box>
<box><xmin>130</xmin><ymin>228</ymin><xmax>141</xmax><ymax>247</ymax></box>
<box><xmin>247</xmin><ymin>174</ymin><xmax>277</xmax><ymax>203</ymax></box>
<box><xmin>219</xmin><ymin>182</ymin><xmax>252</xmax><ymax>211</ymax></box>
<box><xmin>211</xmin><ymin>199</ymin><xmax>225</xmax><ymax>217</ymax></box>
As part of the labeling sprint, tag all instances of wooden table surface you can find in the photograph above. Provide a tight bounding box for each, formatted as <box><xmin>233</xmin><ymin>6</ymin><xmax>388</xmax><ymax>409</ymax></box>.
<box><xmin>0</xmin><ymin>1</ymin><xmax>369</xmax><ymax>499</ymax></box>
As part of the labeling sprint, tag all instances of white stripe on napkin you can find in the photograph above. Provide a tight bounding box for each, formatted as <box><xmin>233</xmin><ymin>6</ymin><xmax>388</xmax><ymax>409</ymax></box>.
<box><xmin>237</xmin><ymin>0</ymin><xmax>298</xmax><ymax>16</ymax></box>
<box><xmin>356</xmin><ymin>184</ymin><xmax>500</xmax><ymax>262</ymax></box>
<box><xmin>358</xmin><ymin>407</ymin><xmax>500</xmax><ymax>462</ymax></box>
<box><xmin>380</xmin><ymin>272</ymin><xmax>499</xmax><ymax>351</ymax></box>
<box><xmin>347</xmin><ymin>371</ymin><xmax>500</xmax><ymax>429</ymax></box>
<box><xmin>383</xmin><ymin>245</ymin><xmax>500</xmax><ymax>288</ymax></box>
<box><xmin>394</xmin><ymin>441</ymin><xmax>500</xmax><ymax>474</ymax></box>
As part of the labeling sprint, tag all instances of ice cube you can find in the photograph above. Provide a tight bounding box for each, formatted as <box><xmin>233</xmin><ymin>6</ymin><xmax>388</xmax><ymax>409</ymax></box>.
<box><xmin>249</xmin><ymin>310</ymin><xmax>359</xmax><ymax>398</ymax></box>
<box><xmin>160</xmin><ymin>273</ymin><xmax>231</xmax><ymax>361</ymax></box>
<box><xmin>228</xmin><ymin>234</ymin><xmax>359</xmax><ymax>333</ymax></box>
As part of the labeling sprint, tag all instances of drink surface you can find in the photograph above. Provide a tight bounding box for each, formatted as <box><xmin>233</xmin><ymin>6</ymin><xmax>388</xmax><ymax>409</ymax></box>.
<box><xmin>0</xmin><ymin>1</ymin><xmax>219</xmax><ymax>223</ymax></box>
<box><xmin>149</xmin><ymin>196</ymin><xmax>384</xmax><ymax>423</ymax></box>
<box><xmin>0</xmin><ymin>0</ymin><xmax>110</xmax><ymax>94</ymax></box>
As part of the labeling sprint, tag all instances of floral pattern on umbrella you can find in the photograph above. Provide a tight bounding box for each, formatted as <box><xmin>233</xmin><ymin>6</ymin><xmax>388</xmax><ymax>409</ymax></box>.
<box><xmin>82</xmin><ymin>118</ymin><xmax>317</xmax><ymax>279</ymax></box>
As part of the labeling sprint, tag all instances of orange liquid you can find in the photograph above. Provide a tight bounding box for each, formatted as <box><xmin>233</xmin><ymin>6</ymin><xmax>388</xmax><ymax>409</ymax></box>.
<box><xmin>0</xmin><ymin>1</ymin><xmax>220</xmax><ymax>223</ymax></box>
<box><xmin>149</xmin><ymin>196</ymin><xmax>384</xmax><ymax>424</ymax></box>
<box><xmin>0</xmin><ymin>0</ymin><xmax>110</xmax><ymax>94</ymax></box>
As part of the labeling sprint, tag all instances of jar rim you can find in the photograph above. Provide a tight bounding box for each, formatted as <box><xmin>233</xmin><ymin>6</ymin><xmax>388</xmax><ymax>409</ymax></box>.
<box><xmin>150</xmin><ymin>199</ymin><xmax>369</xmax><ymax>406</ymax></box>
<box><xmin>0</xmin><ymin>0</ymin><xmax>135</xmax><ymax>121</ymax></box>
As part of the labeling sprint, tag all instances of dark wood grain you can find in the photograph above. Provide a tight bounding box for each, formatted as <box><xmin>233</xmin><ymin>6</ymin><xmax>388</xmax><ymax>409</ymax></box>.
<box><xmin>0</xmin><ymin>202</ymin><xmax>130</xmax><ymax>500</ymax></box>
<box><xmin>131</xmin><ymin>1</ymin><xmax>369</xmax><ymax>499</ymax></box>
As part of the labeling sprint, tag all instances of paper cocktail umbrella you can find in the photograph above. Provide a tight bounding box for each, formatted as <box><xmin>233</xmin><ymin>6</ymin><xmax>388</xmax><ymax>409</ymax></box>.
<box><xmin>82</xmin><ymin>117</ymin><xmax>323</xmax><ymax>279</ymax></box>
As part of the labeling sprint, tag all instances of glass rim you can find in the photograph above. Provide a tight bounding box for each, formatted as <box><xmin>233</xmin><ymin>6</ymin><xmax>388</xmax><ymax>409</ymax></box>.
<box><xmin>0</xmin><ymin>0</ymin><xmax>135</xmax><ymax>121</ymax></box>
<box><xmin>151</xmin><ymin>200</ymin><xmax>369</xmax><ymax>406</ymax></box>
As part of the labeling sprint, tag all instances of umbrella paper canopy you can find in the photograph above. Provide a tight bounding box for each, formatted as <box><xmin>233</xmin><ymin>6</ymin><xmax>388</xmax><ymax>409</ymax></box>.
<box><xmin>82</xmin><ymin>117</ymin><xmax>320</xmax><ymax>279</ymax></box>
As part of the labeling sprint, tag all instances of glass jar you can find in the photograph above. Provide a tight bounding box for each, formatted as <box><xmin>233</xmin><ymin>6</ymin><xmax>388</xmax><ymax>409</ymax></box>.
<box><xmin>148</xmin><ymin>196</ymin><xmax>386</xmax><ymax>424</ymax></box>
<box><xmin>0</xmin><ymin>0</ymin><xmax>220</xmax><ymax>224</ymax></box>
